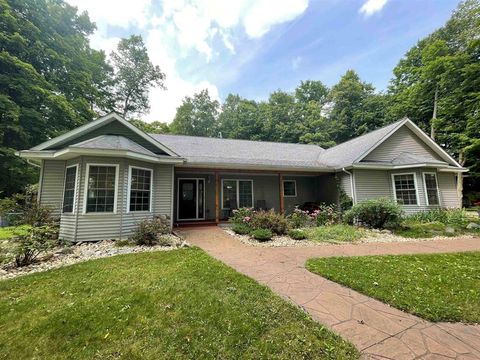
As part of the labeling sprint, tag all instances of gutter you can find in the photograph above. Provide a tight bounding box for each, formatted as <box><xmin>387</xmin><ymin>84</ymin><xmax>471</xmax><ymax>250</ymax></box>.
<box><xmin>342</xmin><ymin>168</ymin><xmax>357</xmax><ymax>204</ymax></box>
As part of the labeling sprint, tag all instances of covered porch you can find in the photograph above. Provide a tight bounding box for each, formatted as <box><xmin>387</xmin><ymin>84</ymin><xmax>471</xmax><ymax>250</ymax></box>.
<box><xmin>173</xmin><ymin>168</ymin><xmax>337</xmax><ymax>226</ymax></box>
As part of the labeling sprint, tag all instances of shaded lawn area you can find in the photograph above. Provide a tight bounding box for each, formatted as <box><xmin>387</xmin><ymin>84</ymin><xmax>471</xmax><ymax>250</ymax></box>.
<box><xmin>0</xmin><ymin>248</ymin><xmax>358</xmax><ymax>360</ymax></box>
<box><xmin>0</xmin><ymin>225</ymin><xmax>30</xmax><ymax>240</ymax></box>
<box><xmin>306</xmin><ymin>252</ymin><xmax>480</xmax><ymax>323</ymax></box>
<box><xmin>306</xmin><ymin>225</ymin><xmax>367</xmax><ymax>243</ymax></box>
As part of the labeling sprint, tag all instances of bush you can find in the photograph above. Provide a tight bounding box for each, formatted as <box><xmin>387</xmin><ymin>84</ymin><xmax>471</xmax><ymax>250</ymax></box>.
<box><xmin>288</xmin><ymin>229</ymin><xmax>307</xmax><ymax>240</ymax></box>
<box><xmin>229</xmin><ymin>208</ymin><xmax>255</xmax><ymax>225</ymax></box>
<box><xmin>251</xmin><ymin>228</ymin><xmax>273</xmax><ymax>241</ymax></box>
<box><xmin>231</xmin><ymin>223</ymin><xmax>252</xmax><ymax>235</ymax></box>
<box><xmin>312</xmin><ymin>204</ymin><xmax>340</xmax><ymax>226</ymax></box>
<box><xmin>12</xmin><ymin>224</ymin><xmax>58</xmax><ymax>267</ymax></box>
<box><xmin>287</xmin><ymin>207</ymin><xmax>311</xmax><ymax>228</ymax></box>
<box><xmin>129</xmin><ymin>216</ymin><xmax>171</xmax><ymax>246</ymax></box>
<box><xmin>21</xmin><ymin>202</ymin><xmax>56</xmax><ymax>226</ymax></box>
<box><xmin>343</xmin><ymin>198</ymin><xmax>403</xmax><ymax>229</ymax></box>
<box><xmin>250</xmin><ymin>209</ymin><xmax>288</xmax><ymax>235</ymax></box>
<box><xmin>406</xmin><ymin>209</ymin><xmax>472</xmax><ymax>227</ymax></box>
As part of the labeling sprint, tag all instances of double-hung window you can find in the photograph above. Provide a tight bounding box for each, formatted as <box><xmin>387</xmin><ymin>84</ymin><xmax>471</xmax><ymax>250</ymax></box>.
<box><xmin>222</xmin><ymin>179</ymin><xmax>253</xmax><ymax>209</ymax></box>
<box><xmin>62</xmin><ymin>165</ymin><xmax>78</xmax><ymax>213</ymax></box>
<box><xmin>423</xmin><ymin>173</ymin><xmax>440</xmax><ymax>206</ymax></box>
<box><xmin>129</xmin><ymin>167</ymin><xmax>152</xmax><ymax>212</ymax></box>
<box><xmin>392</xmin><ymin>173</ymin><xmax>418</xmax><ymax>205</ymax></box>
<box><xmin>85</xmin><ymin>165</ymin><xmax>118</xmax><ymax>213</ymax></box>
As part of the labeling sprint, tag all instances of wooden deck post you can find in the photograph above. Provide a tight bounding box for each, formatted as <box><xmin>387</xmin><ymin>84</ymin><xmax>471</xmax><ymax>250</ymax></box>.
<box><xmin>215</xmin><ymin>172</ymin><xmax>220</xmax><ymax>223</ymax></box>
<box><xmin>279</xmin><ymin>173</ymin><xmax>284</xmax><ymax>214</ymax></box>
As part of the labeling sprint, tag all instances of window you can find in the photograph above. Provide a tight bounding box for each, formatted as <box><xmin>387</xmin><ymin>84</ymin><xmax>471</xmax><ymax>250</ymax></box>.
<box><xmin>222</xmin><ymin>179</ymin><xmax>253</xmax><ymax>209</ymax></box>
<box><xmin>129</xmin><ymin>167</ymin><xmax>152</xmax><ymax>212</ymax></box>
<box><xmin>392</xmin><ymin>173</ymin><xmax>418</xmax><ymax>205</ymax></box>
<box><xmin>423</xmin><ymin>173</ymin><xmax>440</xmax><ymax>206</ymax></box>
<box><xmin>85</xmin><ymin>165</ymin><xmax>118</xmax><ymax>213</ymax></box>
<box><xmin>62</xmin><ymin>165</ymin><xmax>77</xmax><ymax>213</ymax></box>
<box><xmin>283</xmin><ymin>180</ymin><xmax>297</xmax><ymax>197</ymax></box>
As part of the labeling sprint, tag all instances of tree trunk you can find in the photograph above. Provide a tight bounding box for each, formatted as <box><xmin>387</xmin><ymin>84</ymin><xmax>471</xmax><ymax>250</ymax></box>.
<box><xmin>457</xmin><ymin>151</ymin><xmax>466</xmax><ymax>208</ymax></box>
<box><xmin>431</xmin><ymin>85</ymin><xmax>438</xmax><ymax>140</ymax></box>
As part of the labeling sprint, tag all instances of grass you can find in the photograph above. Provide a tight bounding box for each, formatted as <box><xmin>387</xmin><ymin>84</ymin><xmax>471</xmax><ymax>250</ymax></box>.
<box><xmin>0</xmin><ymin>225</ymin><xmax>31</xmax><ymax>240</ymax></box>
<box><xmin>305</xmin><ymin>225</ymin><xmax>367</xmax><ymax>243</ymax></box>
<box><xmin>0</xmin><ymin>248</ymin><xmax>358</xmax><ymax>359</ymax></box>
<box><xmin>393</xmin><ymin>220</ymin><xmax>455</xmax><ymax>238</ymax></box>
<box><xmin>306</xmin><ymin>252</ymin><xmax>480</xmax><ymax>323</ymax></box>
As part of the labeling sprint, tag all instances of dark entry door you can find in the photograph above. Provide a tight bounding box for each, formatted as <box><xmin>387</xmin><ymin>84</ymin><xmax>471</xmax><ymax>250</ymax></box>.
<box><xmin>178</xmin><ymin>179</ymin><xmax>205</xmax><ymax>220</ymax></box>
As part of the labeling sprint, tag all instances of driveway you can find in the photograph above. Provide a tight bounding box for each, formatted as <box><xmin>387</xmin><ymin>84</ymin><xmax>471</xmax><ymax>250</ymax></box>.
<box><xmin>178</xmin><ymin>226</ymin><xmax>480</xmax><ymax>359</ymax></box>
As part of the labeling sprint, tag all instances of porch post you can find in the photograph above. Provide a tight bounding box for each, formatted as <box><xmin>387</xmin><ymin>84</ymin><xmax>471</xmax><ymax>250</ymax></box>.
<box><xmin>279</xmin><ymin>173</ymin><xmax>284</xmax><ymax>214</ymax></box>
<box><xmin>215</xmin><ymin>171</ymin><xmax>220</xmax><ymax>223</ymax></box>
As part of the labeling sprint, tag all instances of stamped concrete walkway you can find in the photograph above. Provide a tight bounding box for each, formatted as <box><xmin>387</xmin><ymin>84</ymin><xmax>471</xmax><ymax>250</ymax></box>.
<box><xmin>178</xmin><ymin>226</ymin><xmax>480</xmax><ymax>359</ymax></box>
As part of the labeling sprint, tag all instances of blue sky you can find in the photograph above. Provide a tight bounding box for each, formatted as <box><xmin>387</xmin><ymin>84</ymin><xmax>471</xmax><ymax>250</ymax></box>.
<box><xmin>66</xmin><ymin>0</ymin><xmax>459</xmax><ymax>122</ymax></box>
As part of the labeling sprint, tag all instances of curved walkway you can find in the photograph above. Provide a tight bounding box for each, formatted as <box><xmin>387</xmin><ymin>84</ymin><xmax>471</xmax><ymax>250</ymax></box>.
<box><xmin>178</xmin><ymin>227</ymin><xmax>480</xmax><ymax>359</ymax></box>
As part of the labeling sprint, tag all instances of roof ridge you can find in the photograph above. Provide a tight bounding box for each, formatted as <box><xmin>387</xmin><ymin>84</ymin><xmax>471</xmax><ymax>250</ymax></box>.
<box><xmin>151</xmin><ymin>133</ymin><xmax>324</xmax><ymax>149</ymax></box>
<box><xmin>322</xmin><ymin>118</ymin><xmax>407</xmax><ymax>152</ymax></box>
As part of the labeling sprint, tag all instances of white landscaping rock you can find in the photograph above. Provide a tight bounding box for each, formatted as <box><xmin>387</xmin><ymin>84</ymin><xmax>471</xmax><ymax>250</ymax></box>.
<box><xmin>0</xmin><ymin>235</ymin><xmax>187</xmax><ymax>281</ymax></box>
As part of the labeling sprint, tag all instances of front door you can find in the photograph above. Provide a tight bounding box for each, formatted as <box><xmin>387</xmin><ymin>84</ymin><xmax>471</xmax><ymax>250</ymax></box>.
<box><xmin>178</xmin><ymin>178</ymin><xmax>205</xmax><ymax>220</ymax></box>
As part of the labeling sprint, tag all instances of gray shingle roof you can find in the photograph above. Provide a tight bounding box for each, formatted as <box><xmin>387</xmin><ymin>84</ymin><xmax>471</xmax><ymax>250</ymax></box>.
<box><xmin>150</xmin><ymin>134</ymin><xmax>326</xmax><ymax>169</ymax></box>
<box><xmin>316</xmin><ymin>119</ymin><xmax>407</xmax><ymax>168</ymax></box>
<box><xmin>69</xmin><ymin>135</ymin><xmax>156</xmax><ymax>157</ymax></box>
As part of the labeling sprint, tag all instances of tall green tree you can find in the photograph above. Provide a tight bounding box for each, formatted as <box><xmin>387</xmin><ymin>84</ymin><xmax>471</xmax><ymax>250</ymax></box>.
<box><xmin>0</xmin><ymin>0</ymin><xmax>113</xmax><ymax>196</ymax></box>
<box><xmin>170</xmin><ymin>90</ymin><xmax>220</xmax><ymax>137</ymax></box>
<box><xmin>111</xmin><ymin>35</ymin><xmax>165</xmax><ymax>118</ymax></box>
<box><xmin>328</xmin><ymin>70</ymin><xmax>385</xmax><ymax>143</ymax></box>
<box><xmin>129</xmin><ymin>119</ymin><xmax>170</xmax><ymax>134</ymax></box>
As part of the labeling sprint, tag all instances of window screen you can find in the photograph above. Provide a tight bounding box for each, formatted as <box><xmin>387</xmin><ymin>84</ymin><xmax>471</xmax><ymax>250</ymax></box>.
<box><xmin>283</xmin><ymin>180</ymin><xmax>296</xmax><ymax>197</ymax></box>
<box><xmin>393</xmin><ymin>174</ymin><xmax>417</xmax><ymax>205</ymax></box>
<box><xmin>62</xmin><ymin>166</ymin><xmax>77</xmax><ymax>213</ymax></box>
<box><xmin>86</xmin><ymin>166</ymin><xmax>116</xmax><ymax>213</ymax></box>
<box><xmin>424</xmin><ymin>173</ymin><xmax>439</xmax><ymax>205</ymax></box>
<box><xmin>129</xmin><ymin>168</ymin><xmax>152</xmax><ymax>212</ymax></box>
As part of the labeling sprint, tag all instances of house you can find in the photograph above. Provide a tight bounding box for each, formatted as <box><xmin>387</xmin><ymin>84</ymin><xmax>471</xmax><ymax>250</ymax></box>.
<box><xmin>17</xmin><ymin>112</ymin><xmax>466</xmax><ymax>242</ymax></box>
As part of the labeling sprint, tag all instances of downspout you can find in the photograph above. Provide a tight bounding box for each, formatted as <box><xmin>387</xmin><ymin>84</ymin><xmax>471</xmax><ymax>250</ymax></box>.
<box><xmin>342</xmin><ymin>168</ymin><xmax>357</xmax><ymax>205</ymax></box>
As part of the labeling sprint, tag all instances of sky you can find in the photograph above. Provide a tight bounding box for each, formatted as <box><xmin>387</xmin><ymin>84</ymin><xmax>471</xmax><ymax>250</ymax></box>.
<box><xmin>65</xmin><ymin>0</ymin><xmax>460</xmax><ymax>123</ymax></box>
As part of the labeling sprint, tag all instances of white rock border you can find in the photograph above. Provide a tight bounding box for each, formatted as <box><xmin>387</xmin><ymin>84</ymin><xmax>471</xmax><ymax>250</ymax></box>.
<box><xmin>223</xmin><ymin>227</ymin><xmax>476</xmax><ymax>248</ymax></box>
<box><xmin>0</xmin><ymin>234</ymin><xmax>188</xmax><ymax>281</ymax></box>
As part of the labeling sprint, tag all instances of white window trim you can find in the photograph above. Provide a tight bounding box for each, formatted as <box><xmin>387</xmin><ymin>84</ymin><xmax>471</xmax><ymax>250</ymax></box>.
<box><xmin>423</xmin><ymin>172</ymin><xmax>441</xmax><ymax>206</ymax></box>
<box><xmin>282</xmin><ymin>180</ymin><xmax>297</xmax><ymax>197</ymax></box>
<box><xmin>391</xmin><ymin>172</ymin><xmax>420</xmax><ymax>206</ymax></box>
<box><xmin>62</xmin><ymin>164</ymin><xmax>79</xmax><ymax>214</ymax></box>
<box><xmin>127</xmin><ymin>165</ymin><xmax>153</xmax><ymax>213</ymax></box>
<box><xmin>83</xmin><ymin>163</ymin><xmax>120</xmax><ymax>215</ymax></box>
<box><xmin>221</xmin><ymin>179</ymin><xmax>254</xmax><ymax>210</ymax></box>
<box><xmin>177</xmin><ymin>177</ymin><xmax>206</xmax><ymax>221</ymax></box>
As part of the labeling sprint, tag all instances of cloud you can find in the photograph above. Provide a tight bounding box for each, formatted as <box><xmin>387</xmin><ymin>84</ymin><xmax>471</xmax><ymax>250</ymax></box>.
<box><xmin>359</xmin><ymin>0</ymin><xmax>388</xmax><ymax>16</ymax></box>
<box><xmin>292</xmin><ymin>56</ymin><xmax>302</xmax><ymax>70</ymax></box>
<box><xmin>67</xmin><ymin>0</ymin><xmax>152</xmax><ymax>28</ymax></box>
<box><xmin>65</xmin><ymin>0</ymin><xmax>309</xmax><ymax>122</ymax></box>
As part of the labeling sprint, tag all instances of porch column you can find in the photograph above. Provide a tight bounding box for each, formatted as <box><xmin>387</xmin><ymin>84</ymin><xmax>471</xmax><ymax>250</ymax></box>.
<box><xmin>279</xmin><ymin>173</ymin><xmax>284</xmax><ymax>214</ymax></box>
<box><xmin>215</xmin><ymin>171</ymin><xmax>220</xmax><ymax>223</ymax></box>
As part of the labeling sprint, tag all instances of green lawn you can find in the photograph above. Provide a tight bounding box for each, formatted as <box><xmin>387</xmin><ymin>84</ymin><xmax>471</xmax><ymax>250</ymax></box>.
<box><xmin>305</xmin><ymin>225</ymin><xmax>367</xmax><ymax>243</ymax></box>
<box><xmin>0</xmin><ymin>248</ymin><xmax>358</xmax><ymax>359</ymax></box>
<box><xmin>306</xmin><ymin>252</ymin><xmax>480</xmax><ymax>323</ymax></box>
<box><xmin>0</xmin><ymin>225</ymin><xmax>31</xmax><ymax>240</ymax></box>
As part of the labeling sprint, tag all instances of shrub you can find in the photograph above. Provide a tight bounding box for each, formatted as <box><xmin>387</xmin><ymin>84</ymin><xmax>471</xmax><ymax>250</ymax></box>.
<box><xmin>12</xmin><ymin>224</ymin><xmax>58</xmax><ymax>267</ymax></box>
<box><xmin>287</xmin><ymin>207</ymin><xmax>311</xmax><ymax>228</ymax></box>
<box><xmin>343</xmin><ymin>198</ymin><xmax>403</xmax><ymax>229</ymax></box>
<box><xmin>338</xmin><ymin>186</ymin><xmax>353</xmax><ymax>212</ymax></box>
<box><xmin>21</xmin><ymin>202</ymin><xmax>56</xmax><ymax>226</ymax></box>
<box><xmin>251</xmin><ymin>228</ymin><xmax>273</xmax><ymax>241</ymax></box>
<box><xmin>288</xmin><ymin>229</ymin><xmax>307</xmax><ymax>240</ymax></box>
<box><xmin>231</xmin><ymin>223</ymin><xmax>252</xmax><ymax>235</ymax></box>
<box><xmin>312</xmin><ymin>204</ymin><xmax>340</xmax><ymax>226</ymax></box>
<box><xmin>250</xmin><ymin>209</ymin><xmax>288</xmax><ymax>235</ymax></box>
<box><xmin>115</xmin><ymin>239</ymin><xmax>133</xmax><ymax>247</ymax></box>
<box><xmin>229</xmin><ymin>208</ymin><xmax>255</xmax><ymax>225</ymax></box>
<box><xmin>129</xmin><ymin>217</ymin><xmax>171</xmax><ymax>246</ymax></box>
